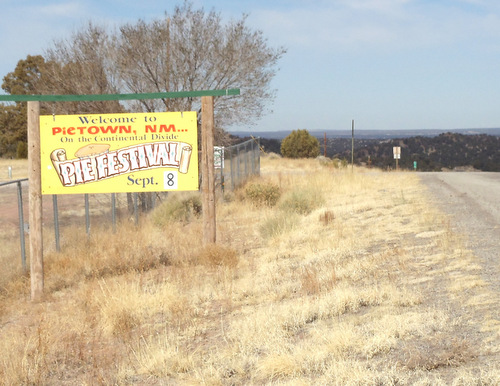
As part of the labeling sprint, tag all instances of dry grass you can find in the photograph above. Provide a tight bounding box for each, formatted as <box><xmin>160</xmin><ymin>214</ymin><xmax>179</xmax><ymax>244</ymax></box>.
<box><xmin>0</xmin><ymin>159</ymin><xmax>29</xmax><ymax>292</ymax></box>
<box><xmin>0</xmin><ymin>156</ymin><xmax>499</xmax><ymax>384</ymax></box>
<box><xmin>0</xmin><ymin>158</ymin><xmax>28</xmax><ymax>181</ymax></box>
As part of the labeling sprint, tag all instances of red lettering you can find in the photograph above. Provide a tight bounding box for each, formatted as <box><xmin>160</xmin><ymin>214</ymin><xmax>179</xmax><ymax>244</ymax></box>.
<box><xmin>160</xmin><ymin>124</ymin><xmax>176</xmax><ymax>132</ymax></box>
<box><xmin>145</xmin><ymin>124</ymin><xmax>176</xmax><ymax>133</ymax></box>
<box><xmin>101</xmin><ymin>125</ymin><xmax>119</xmax><ymax>134</ymax></box>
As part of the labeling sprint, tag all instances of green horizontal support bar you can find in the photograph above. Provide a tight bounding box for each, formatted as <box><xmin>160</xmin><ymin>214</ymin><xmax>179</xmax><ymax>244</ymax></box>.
<box><xmin>0</xmin><ymin>88</ymin><xmax>240</xmax><ymax>102</ymax></box>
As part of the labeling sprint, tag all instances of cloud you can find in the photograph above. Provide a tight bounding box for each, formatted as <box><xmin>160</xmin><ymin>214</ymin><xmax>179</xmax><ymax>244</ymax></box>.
<box><xmin>34</xmin><ymin>1</ymin><xmax>86</xmax><ymax>18</ymax></box>
<box><xmin>339</xmin><ymin>0</ymin><xmax>411</xmax><ymax>14</ymax></box>
<box><xmin>0</xmin><ymin>1</ymin><xmax>93</xmax><ymax>80</ymax></box>
<box><xmin>251</xmin><ymin>0</ymin><xmax>500</xmax><ymax>55</ymax></box>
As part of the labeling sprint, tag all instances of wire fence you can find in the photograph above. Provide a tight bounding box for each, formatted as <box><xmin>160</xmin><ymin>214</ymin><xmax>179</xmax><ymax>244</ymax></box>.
<box><xmin>0</xmin><ymin>182</ymin><xmax>160</xmax><ymax>275</ymax></box>
<box><xmin>0</xmin><ymin>178</ymin><xmax>29</xmax><ymax>273</ymax></box>
<box><xmin>217</xmin><ymin>137</ymin><xmax>261</xmax><ymax>191</ymax></box>
<box><xmin>0</xmin><ymin>138</ymin><xmax>261</xmax><ymax>273</ymax></box>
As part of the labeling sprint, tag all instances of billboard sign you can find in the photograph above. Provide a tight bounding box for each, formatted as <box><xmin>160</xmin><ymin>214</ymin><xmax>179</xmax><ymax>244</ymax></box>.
<box><xmin>40</xmin><ymin>111</ymin><xmax>198</xmax><ymax>194</ymax></box>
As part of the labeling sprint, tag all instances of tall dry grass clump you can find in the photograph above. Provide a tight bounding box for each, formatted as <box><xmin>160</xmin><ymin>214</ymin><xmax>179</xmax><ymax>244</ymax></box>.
<box><xmin>151</xmin><ymin>192</ymin><xmax>202</xmax><ymax>226</ymax></box>
<box><xmin>0</xmin><ymin>157</ymin><xmax>498</xmax><ymax>384</ymax></box>
<box><xmin>242</xmin><ymin>178</ymin><xmax>281</xmax><ymax>207</ymax></box>
<box><xmin>196</xmin><ymin>243</ymin><xmax>239</xmax><ymax>268</ymax></box>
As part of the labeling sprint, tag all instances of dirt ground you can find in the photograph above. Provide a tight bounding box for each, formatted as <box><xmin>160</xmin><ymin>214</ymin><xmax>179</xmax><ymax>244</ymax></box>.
<box><xmin>2</xmin><ymin>167</ymin><xmax>499</xmax><ymax>382</ymax></box>
<box><xmin>419</xmin><ymin>171</ymin><xmax>500</xmax><ymax>370</ymax></box>
<box><xmin>419</xmin><ymin>172</ymin><xmax>500</xmax><ymax>291</ymax></box>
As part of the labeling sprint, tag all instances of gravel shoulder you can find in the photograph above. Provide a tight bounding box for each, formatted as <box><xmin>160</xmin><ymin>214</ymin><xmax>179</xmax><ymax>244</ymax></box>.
<box><xmin>419</xmin><ymin>172</ymin><xmax>500</xmax><ymax>288</ymax></box>
<box><xmin>419</xmin><ymin>172</ymin><xmax>500</xmax><ymax>367</ymax></box>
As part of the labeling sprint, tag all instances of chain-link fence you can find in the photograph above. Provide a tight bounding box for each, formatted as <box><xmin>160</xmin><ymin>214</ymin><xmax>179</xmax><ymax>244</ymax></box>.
<box><xmin>1</xmin><ymin>138</ymin><xmax>261</xmax><ymax>271</ymax></box>
<box><xmin>0</xmin><ymin>182</ymin><xmax>167</xmax><ymax>277</ymax></box>
<box><xmin>216</xmin><ymin>137</ymin><xmax>261</xmax><ymax>192</ymax></box>
<box><xmin>0</xmin><ymin>178</ymin><xmax>29</xmax><ymax>274</ymax></box>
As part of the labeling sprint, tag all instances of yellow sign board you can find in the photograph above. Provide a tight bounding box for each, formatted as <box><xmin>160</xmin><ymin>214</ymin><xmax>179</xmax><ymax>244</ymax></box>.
<box><xmin>40</xmin><ymin>111</ymin><xmax>198</xmax><ymax>194</ymax></box>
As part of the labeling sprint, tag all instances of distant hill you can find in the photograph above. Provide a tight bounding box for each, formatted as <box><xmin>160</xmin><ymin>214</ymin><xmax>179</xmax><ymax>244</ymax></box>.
<box><xmin>343</xmin><ymin>132</ymin><xmax>500</xmax><ymax>171</ymax></box>
<box><xmin>229</xmin><ymin>129</ymin><xmax>500</xmax><ymax>172</ymax></box>
<box><xmin>230</xmin><ymin>128</ymin><xmax>500</xmax><ymax>140</ymax></box>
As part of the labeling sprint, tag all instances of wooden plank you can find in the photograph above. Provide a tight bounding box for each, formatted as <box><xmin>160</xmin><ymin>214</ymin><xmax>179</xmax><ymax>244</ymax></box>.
<box><xmin>0</xmin><ymin>88</ymin><xmax>240</xmax><ymax>102</ymax></box>
<box><xmin>27</xmin><ymin>101</ymin><xmax>44</xmax><ymax>301</ymax></box>
<box><xmin>201</xmin><ymin>96</ymin><xmax>216</xmax><ymax>244</ymax></box>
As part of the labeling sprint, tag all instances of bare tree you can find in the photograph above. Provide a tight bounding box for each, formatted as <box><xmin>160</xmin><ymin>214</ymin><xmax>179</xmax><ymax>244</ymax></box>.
<box><xmin>32</xmin><ymin>1</ymin><xmax>285</xmax><ymax>211</ymax></box>
<box><xmin>38</xmin><ymin>23</ymin><xmax>122</xmax><ymax>115</ymax></box>
<box><xmin>37</xmin><ymin>1</ymin><xmax>285</xmax><ymax>134</ymax></box>
<box><xmin>116</xmin><ymin>1</ymin><xmax>286</xmax><ymax>132</ymax></box>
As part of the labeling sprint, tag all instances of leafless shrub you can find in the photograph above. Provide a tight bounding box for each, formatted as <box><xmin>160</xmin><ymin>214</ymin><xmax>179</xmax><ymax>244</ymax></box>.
<box><xmin>400</xmin><ymin>336</ymin><xmax>476</xmax><ymax>371</ymax></box>
<box><xmin>196</xmin><ymin>243</ymin><xmax>239</xmax><ymax>268</ymax></box>
<box><xmin>319</xmin><ymin>210</ymin><xmax>335</xmax><ymax>225</ymax></box>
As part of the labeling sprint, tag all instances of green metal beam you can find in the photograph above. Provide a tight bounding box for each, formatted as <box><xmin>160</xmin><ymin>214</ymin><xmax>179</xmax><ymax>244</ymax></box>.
<box><xmin>0</xmin><ymin>88</ymin><xmax>240</xmax><ymax>102</ymax></box>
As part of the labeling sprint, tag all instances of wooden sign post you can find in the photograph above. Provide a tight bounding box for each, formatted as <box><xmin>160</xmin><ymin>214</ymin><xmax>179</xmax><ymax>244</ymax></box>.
<box><xmin>27</xmin><ymin>101</ymin><xmax>44</xmax><ymax>301</ymax></box>
<box><xmin>201</xmin><ymin>96</ymin><xmax>216</xmax><ymax>244</ymax></box>
<box><xmin>392</xmin><ymin>146</ymin><xmax>401</xmax><ymax>170</ymax></box>
<box><xmin>3</xmin><ymin>89</ymin><xmax>239</xmax><ymax>301</ymax></box>
<box><xmin>393</xmin><ymin>146</ymin><xmax>401</xmax><ymax>170</ymax></box>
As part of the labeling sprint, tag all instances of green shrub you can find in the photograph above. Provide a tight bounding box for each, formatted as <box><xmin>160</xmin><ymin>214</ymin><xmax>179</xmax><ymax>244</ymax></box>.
<box><xmin>16</xmin><ymin>141</ymin><xmax>27</xmax><ymax>159</ymax></box>
<box><xmin>152</xmin><ymin>193</ymin><xmax>202</xmax><ymax>227</ymax></box>
<box><xmin>244</xmin><ymin>181</ymin><xmax>281</xmax><ymax>207</ymax></box>
<box><xmin>279</xmin><ymin>188</ymin><xmax>324</xmax><ymax>215</ymax></box>
<box><xmin>331</xmin><ymin>158</ymin><xmax>349</xmax><ymax>168</ymax></box>
<box><xmin>280</xmin><ymin>129</ymin><xmax>320</xmax><ymax>158</ymax></box>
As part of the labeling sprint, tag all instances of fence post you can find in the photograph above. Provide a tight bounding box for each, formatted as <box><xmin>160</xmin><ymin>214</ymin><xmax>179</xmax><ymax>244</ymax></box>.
<box><xmin>230</xmin><ymin>147</ymin><xmax>235</xmax><ymax>190</ymax></box>
<box><xmin>16</xmin><ymin>181</ymin><xmax>27</xmax><ymax>273</ymax></box>
<box><xmin>28</xmin><ymin>100</ymin><xmax>44</xmax><ymax>301</ymax></box>
<box><xmin>134</xmin><ymin>192</ymin><xmax>138</xmax><ymax>225</ymax></box>
<box><xmin>220</xmin><ymin>148</ymin><xmax>225</xmax><ymax>196</ymax></box>
<box><xmin>85</xmin><ymin>194</ymin><xmax>90</xmax><ymax>235</ymax></box>
<box><xmin>256</xmin><ymin>137</ymin><xmax>261</xmax><ymax>175</ymax></box>
<box><xmin>244</xmin><ymin>141</ymin><xmax>248</xmax><ymax>177</ymax></box>
<box><xmin>253</xmin><ymin>138</ymin><xmax>258</xmax><ymax>175</ymax></box>
<box><xmin>111</xmin><ymin>193</ymin><xmax>117</xmax><ymax>233</ymax></box>
<box><xmin>53</xmin><ymin>195</ymin><xmax>60</xmax><ymax>252</ymax></box>
<box><xmin>236</xmin><ymin>146</ymin><xmax>241</xmax><ymax>187</ymax></box>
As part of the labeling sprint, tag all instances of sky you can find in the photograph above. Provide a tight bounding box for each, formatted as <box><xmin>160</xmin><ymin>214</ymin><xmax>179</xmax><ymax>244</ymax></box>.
<box><xmin>1</xmin><ymin>0</ymin><xmax>500</xmax><ymax>133</ymax></box>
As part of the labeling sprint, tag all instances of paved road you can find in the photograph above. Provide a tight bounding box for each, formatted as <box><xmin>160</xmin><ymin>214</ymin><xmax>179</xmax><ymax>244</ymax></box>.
<box><xmin>418</xmin><ymin>172</ymin><xmax>500</xmax><ymax>288</ymax></box>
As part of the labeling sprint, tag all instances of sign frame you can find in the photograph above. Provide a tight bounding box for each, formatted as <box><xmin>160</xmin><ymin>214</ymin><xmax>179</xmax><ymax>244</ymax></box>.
<box><xmin>40</xmin><ymin>111</ymin><xmax>198</xmax><ymax>195</ymax></box>
<box><xmin>4</xmin><ymin>89</ymin><xmax>240</xmax><ymax>301</ymax></box>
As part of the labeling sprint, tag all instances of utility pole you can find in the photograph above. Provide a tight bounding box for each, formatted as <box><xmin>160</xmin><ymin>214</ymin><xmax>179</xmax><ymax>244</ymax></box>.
<box><xmin>351</xmin><ymin>119</ymin><xmax>354</xmax><ymax>172</ymax></box>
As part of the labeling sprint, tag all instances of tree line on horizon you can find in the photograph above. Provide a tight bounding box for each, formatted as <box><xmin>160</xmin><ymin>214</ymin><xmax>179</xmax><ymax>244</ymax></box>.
<box><xmin>349</xmin><ymin>132</ymin><xmax>500</xmax><ymax>171</ymax></box>
<box><xmin>240</xmin><ymin>131</ymin><xmax>500</xmax><ymax>172</ymax></box>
